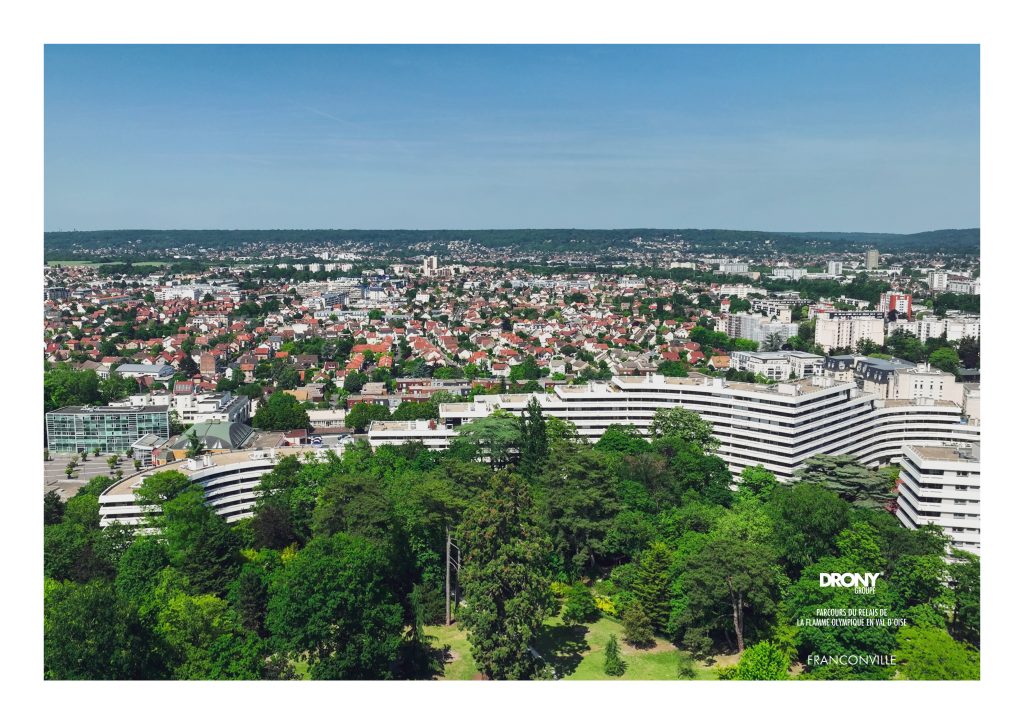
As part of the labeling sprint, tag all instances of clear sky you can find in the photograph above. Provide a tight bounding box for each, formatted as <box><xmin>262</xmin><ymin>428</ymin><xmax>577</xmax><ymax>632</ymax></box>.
<box><xmin>44</xmin><ymin>44</ymin><xmax>979</xmax><ymax>233</ymax></box>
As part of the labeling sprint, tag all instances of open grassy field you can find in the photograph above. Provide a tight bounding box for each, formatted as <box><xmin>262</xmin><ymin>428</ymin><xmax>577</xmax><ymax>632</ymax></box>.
<box><xmin>424</xmin><ymin>614</ymin><xmax>725</xmax><ymax>680</ymax></box>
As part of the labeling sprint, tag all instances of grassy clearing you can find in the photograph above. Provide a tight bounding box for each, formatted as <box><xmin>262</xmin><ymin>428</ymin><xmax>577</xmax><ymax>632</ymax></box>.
<box><xmin>425</xmin><ymin>615</ymin><xmax>724</xmax><ymax>681</ymax></box>
<box><xmin>422</xmin><ymin>623</ymin><xmax>479</xmax><ymax>680</ymax></box>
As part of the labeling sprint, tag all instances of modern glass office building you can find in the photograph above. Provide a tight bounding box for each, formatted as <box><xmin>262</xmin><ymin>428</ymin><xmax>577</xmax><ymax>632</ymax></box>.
<box><xmin>45</xmin><ymin>405</ymin><xmax>170</xmax><ymax>454</ymax></box>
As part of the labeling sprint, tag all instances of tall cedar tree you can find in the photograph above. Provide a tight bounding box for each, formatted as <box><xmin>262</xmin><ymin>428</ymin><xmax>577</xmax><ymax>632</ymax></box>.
<box><xmin>457</xmin><ymin>470</ymin><xmax>551</xmax><ymax>680</ymax></box>
<box><xmin>538</xmin><ymin>442</ymin><xmax>621</xmax><ymax>575</ymax></box>
<box><xmin>517</xmin><ymin>397</ymin><xmax>548</xmax><ymax>480</ymax></box>
<box><xmin>632</xmin><ymin>543</ymin><xmax>673</xmax><ymax>633</ymax></box>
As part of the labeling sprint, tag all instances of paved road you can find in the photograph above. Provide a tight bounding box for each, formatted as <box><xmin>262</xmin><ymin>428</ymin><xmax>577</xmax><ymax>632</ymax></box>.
<box><xmin>43</xmin><ymin>453</ymin><xmax>136</xmax><ymax>500</ymax></box>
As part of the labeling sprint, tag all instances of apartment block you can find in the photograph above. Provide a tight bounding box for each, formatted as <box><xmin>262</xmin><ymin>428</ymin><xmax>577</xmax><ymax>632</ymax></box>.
<box><xmin>368</xmin><ymin>373</ymin><xmax>978</xmax><ymax>480</ymax></box>
<box><xmin>896</xmin><ymin>444</ymin><xmax>981</xmax><ymax>555</ymax></box>
<box><xmin>814</xmin><ymin>311</ymin><xmax>886</xmax><ymax>352</ymax></box>
<box><xmin>729</xmin><ymin>350</ymin><xmax>824</xmax><ymax>380</ymax></box>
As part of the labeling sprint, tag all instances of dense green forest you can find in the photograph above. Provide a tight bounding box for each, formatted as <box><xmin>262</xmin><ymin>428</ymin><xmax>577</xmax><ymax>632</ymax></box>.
<box><xmin>43</xmin><ymin>406</ymin><xmax>979</xmax><ymax>680</ymax></box>
<box><xmin>44</xmin><ymin>227</ymin><xmax>980</xmax><ymax>259</ymax></box>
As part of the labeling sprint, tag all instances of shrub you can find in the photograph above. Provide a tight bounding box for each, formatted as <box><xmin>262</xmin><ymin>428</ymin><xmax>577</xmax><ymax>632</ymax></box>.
<box><xmin>621</xmin><ymin>601</ymin><xmax>655</xmax><ymax>648</ymax></box>
<box><xmin>594</xmin><ymin>594</ymin><xmax>617</xmax><ymax>617</ymax></box>
<box><xmin>603</xmin><ymin>635</ymin><xmax>627</xmax><ymax>677</ymax></box>
<box><xmin>677</xmin><ymin>653</ymin><xmax>698</xmax><ymax>679</ymax></box>
<box><xmin>562</xmin><ymin>583</ymin><xmax>599</xmax><ymax>625</ymax></box>
<box><xmin>716</xmin><ymin>665</ymin><xmax>738</xmax><ymax>680</ymax></box>
<box><xmin>549</xmin><ymin>581</ymin><xmax>571</xmax><ymax>598</ymax></box>
<box><xmin>736</xmin><ymin>641</ymin><xmax>790</xmax><ymax>680</ymax></box>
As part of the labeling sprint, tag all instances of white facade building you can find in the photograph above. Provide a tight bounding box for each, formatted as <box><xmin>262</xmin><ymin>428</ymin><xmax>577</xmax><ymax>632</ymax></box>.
<box><xmin>889</xmin><ymin>314</ymin><xmax>980</xmax><ymax>343</ymax></box>
<box><xmin>97</xmin><ymin>447</ymin><xmax>344</xmax><ymax>528</ymax></box>
<box><xmin>772</xmin><ymin>267</ymin><xmax>807</xmax><ymax>280</ymax></box>
<box><xmin>113</xmin><ymin>391</ymin><xmax>250</xmax><ymax>424</ymax></box>
<box><xmin>926</xmin><ymin>270</ymin><xmax>948</xmax><ymax>292</ymax></box>
<box><xmin>892</xmin><ymin>364</ymin><xmax>963</xmax><ymax>404</ymax></box>
<box><xmin>729</xmin><ymin>350</ymin><xmax>824</xmax><ymax>380</ymax></box>
<box><xmin>827</xmin><ymin>261</ymin><xmax>844</xmax><ymax>277</ymax></box>
<box><xmin>947</xmin><ymin>277</ymin><xmax>981</xmax><ymax>295</ymax></box>
<box><xmin>718</xmin><ymin>313</ymin><xmax>798</xmax><ymax>350</ymax></box>
<box><xmin>367</xmin><ymin>373</ymin><xmax>978</xmax><ymax>480</ymax></box>
<box><xmin>896</xmin><ymin>444</ymin><xmax>980</xmax><ymax>555</ymax></box>
<box><xmin>814</xmin><ymin>311</ymin><xmax>886</xmax><ymax>352</ymax></box>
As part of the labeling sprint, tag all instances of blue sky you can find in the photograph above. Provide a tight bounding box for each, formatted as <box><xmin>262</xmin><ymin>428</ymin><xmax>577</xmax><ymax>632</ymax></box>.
<box><xmin>44</xmin><ymin>45</ymin><xmax>979</xmax><ymax>233</ymax></box>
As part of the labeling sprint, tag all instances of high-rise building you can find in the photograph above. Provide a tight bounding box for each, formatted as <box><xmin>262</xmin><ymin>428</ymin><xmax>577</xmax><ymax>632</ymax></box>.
<box><xmin>865</xmin><ymin>249</ymin><xmax>880</xmax><ymax>270</ymax></box>
<box><xmin>827</xmin><ymin>261</ymin><xmax>844</xmax><ymax>277</ymax></box>
<box><xmin>879</xmin><ymin>291</ymin><xmax>913</xmax><ymax>320</ymax></box>
<box><xmin>421</xmin><ymin>256</ymin><xmax>439</xmax><ymax>276</ymax></box>
<box><xmin>896</xmin><ymin>444</ymin><xmax>980</xmax><ymax>555</ymax></box>
<box><xmin>926</xmin><ymin>270</ymin><xmax>948</xmax><ymax>292</ymax></box>
<box><xmin>718</xmin><ymin>313</ymin><xmax>798</xmax><ymax>349</ymax></box>
<box><xmin>813</xmin><ymin>311</ymin><xmax>886</xmax><ymax>352</ymax></box>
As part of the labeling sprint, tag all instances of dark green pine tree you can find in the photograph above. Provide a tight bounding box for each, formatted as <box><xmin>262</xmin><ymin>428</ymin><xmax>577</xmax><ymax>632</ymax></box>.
<box><xmin>457</xmin><ymin>470</ymin><xmax>551</xmax><ymax>680</ymax></box>
<box><xmin>632</xmin><ymin>542</ymin><xmax>673</xmax><ymax>633</ymax></box>
<box><xmin>517</xmin><ymin>397</ymin><xmax>548</xmax><ymax>480</ymax></box>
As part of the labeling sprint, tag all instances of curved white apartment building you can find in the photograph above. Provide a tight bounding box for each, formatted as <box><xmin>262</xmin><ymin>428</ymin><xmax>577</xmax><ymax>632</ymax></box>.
<box><xmin>368</xmin><ymin>373</ymin><xmax>979</xmax><ymax>479</ymax></box>
<box><xmin>97</xmin><ymin>447</ymin><xmax>334</xmax><ymax>528</ymax></box>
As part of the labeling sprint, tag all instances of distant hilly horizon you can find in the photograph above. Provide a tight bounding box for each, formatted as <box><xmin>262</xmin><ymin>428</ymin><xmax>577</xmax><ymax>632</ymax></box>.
<box><xmin>45</xmin><ymin>226</ymin><xmax>978</xmax><ymax>236</ymax></box>
<box><xmin>43</xmin><ymin>227</ymin><xmax>980</xmax><ymax>257</ymax></box>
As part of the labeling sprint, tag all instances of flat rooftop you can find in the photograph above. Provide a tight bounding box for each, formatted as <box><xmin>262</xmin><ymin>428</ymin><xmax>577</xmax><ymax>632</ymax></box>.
<box><xmin>909</xmin><ymin>444</ymin><xmax>980</xmax><ymax>463</ymax></box>
<box><xmin>612</xmin><ymin>374</ymin><xmax>850</xmax><ymax>397</ymax></box>
<box><xmin>48</xmin><ymin>405</ymin><xmax>169</xmax><ymax>415</ymax></box>
<box><xmin>368</xmin><ymin>420</ymin><xmax>449</xmax><ymax>432</ymax></box>
<box><xmin>102</xmin><ymin>447</ymin><xmax>306</xmax><ymax>497</ymax></box>
<box><xmin>876</xmin><ymin>398</ymin><xmax>960</xmax><ymax>409</ymax></box>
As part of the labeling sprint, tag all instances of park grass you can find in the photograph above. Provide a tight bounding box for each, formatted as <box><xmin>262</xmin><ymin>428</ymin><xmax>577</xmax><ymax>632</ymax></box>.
<box><xmin>424</xmin><ymin>615</ymin><xmax>723</xmax><ymax>681</ymax></box>
<box><xmin>422</xmin><ymin>623</ymin><xmax>479</xmax><ymax>680</ymax></box>
<box><xmin>291</xmin><ymin>657</ymin><xmax>311</xmax><ymax>680</ymax></box>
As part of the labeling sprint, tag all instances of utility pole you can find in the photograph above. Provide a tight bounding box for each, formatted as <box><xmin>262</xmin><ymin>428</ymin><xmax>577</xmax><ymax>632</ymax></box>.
<box><xmin>445</xmin><ymin>527</ymin><xmax>462</xmax><ymax>627</ymax></box>
<box><xmin>445</xmin><ymin>526</ymin><xmax>452</xmax><ymax>626</ymax></box>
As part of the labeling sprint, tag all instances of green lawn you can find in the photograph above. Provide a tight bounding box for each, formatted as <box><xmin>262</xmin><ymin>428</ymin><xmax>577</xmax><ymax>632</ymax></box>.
<box><xmin>424</xmin><ymin>615</ymin><xmax>724</xmax><ymax>680</ymax></box>
<box><xmin>422</xmin><ymin>623</ymin><xmax>480</xmax><ymax>680</ymax></box>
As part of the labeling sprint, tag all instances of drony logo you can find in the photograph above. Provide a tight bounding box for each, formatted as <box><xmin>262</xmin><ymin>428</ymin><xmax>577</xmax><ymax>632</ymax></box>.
<box><xmin>820</xmin><ymin>572</ymin><xmax>882</xmax><ymax>594</ymax></box>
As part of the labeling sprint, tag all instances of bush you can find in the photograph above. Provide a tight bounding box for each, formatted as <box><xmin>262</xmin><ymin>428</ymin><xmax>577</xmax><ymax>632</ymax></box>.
<box><xmin>621</xmin><ymin>601</ymin><xmax>655</xmax><ymax>648</ymax></box>
<box><xmin>549</xmin><ymin>581</ymin><xmax>571</xmax><ymax>598</ymax></box>
<box><xmin>676</xmin><ymin>653</ymin><xmax>697</xmax><ymax>679</ymax></box>
<box><xmin>736</xmin><ymin>641</ymin><xmax>790</xmax><ymax>680</ymax></box>
<box><xmin>594</xmin><ymin>594</ymin><xmax>617</xmax><ymax>617</ymax></box>
<box><xmin>562</xmin><ymin>583</ymin><xmax>599</xmax><ymax>625</ymax></box>
<box><xmin>682</xmin><ymin>627</ymin><xmax>714</xmax><ymax>661</ymax></box>
<box><xmin>603</xmin><ymin>635</ymin><xmax>627</xmax><ymax>677</ymax></box>
<box><xmin>716</xmin><ymin>665</ymin><xmax>738</xmax><ymax>680</ymax></box>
